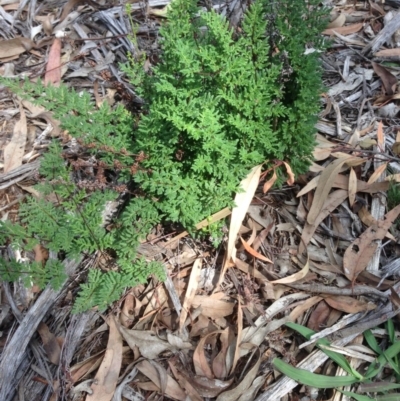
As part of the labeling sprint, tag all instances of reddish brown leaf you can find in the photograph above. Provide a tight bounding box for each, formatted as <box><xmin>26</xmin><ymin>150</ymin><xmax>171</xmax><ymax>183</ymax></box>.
<box><xmin>37</xmin><ymin>322</ymin><xmax>61</xmax><ymax>365</ymax></box>
<box><xmin>240</xmin><ymin>237</ymin><xmax>273</xmax><ymax>263</ymax></box>
<box><xmin>372</xmin><ymin>62</ymin><xmax>398</xmax><ymax>95</ymax></box>
<box><xmin>44</xmin><ymin>38</ymin><xmax>62</xmax><ymax>86</ymax></box>
<box><xmin>343</xmin><ymin>204</ymin><xmax>400</xmax><ymax>283</ymax></box>
<box><xmin>323</xmin><ymin>22</ymin><xmax>363</xmax><ymax>36</ymax></box>
<box><xmin>307</xmin><ymin>300</ymin><xmax>331</xmax><ymax>331</ymax></box>
<box><xmin>324</xmin><ymin>295</ymin><xmax>376</xmax><ymax>313</ymax></box>
<box><xmin>86</xmin><ymin>316</ymin><xmax>122</xmax><ymax>401</ymax></box>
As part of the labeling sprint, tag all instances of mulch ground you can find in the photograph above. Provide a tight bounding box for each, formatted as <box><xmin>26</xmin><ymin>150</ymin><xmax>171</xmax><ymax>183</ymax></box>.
<box><xmin>1</xmin><ymin>0</ymin><xmax>400</xmax><ymax>400</ymax></box>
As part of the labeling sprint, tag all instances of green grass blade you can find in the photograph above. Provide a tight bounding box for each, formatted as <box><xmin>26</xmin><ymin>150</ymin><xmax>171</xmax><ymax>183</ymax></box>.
<box><xmin>365</xmin><ymin>340</ymin><xmax>400</xmax><ymax>379</ymax></box>
<box><xmin>359</xmin><ymin>382</ymin><xmax>400</xmax><ymax>392</ymax></box>
<box><xmin>338</xmin><ymin>390</ymin><xmax>373</xmax><ymax>401</ymax></box>
<box><xmin>285</xmin><ymin>322</ymin><xmax>363</xmax><ymax>379</ymax></box>
<box><xmin>273</xmin><ymin>358</ymin><xmax>359</xmax><ymax>388</ymax></box>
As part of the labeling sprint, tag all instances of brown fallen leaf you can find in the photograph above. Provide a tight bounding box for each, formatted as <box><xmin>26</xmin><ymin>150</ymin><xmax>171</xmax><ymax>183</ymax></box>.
<box><xmin>212</xmin><ymin>327</ymin><xmax>232</xmax><ymax>379</ymax></box>
<box><xmin>322</xmin><ymin>22</ymin><xmax>363</xmax><ymax>36</ymax></box>
<box><xmin>327</xmin><ymin>13</ymin><xmax>346</xmax><ymax>29</ymax></box>
<box><xmin>392</xmin><ymin>130</ymin><xmax>400</xmax><ymax>156</ymax></box>
<box><xmin>324</xmin><ymin>295</ymin><xmax>376</xmax><ymax>313</ymax></box>
<box><xmin>44</xmin><ymin>38</ymin><xmax>62</xmax><ymax>86</ymax></box>
<box><xmin>289</xmin><ymin>296</ymin><xmax>323</xmax><ymax>321</ymax></box>
<box><xmin>136</xmin><ymin>360</ymin><xmax>186</xmax><ymax>401</ymax></box>
<box><xmin>270</xmin><ymin>256</ymin><xmax>309</xmax><ymax>284</ymax></box>
<box><xmin>348</xmin><ymin>168</ymin><xmax>357</xmax><ymax>207</ymax></box>
<box><xmin>307</xmin><ymin>156</ymin><xmax>365</xmax><ymax>225</ymax></box>
<box><xmin>4</xmin><ymin>105</ymin><xmax>27</xmax><ymax>173</ymax></box>
<box><xmin>216</xmin><ymin>350</ymin><xmax>261</xmax><ymax>401</ymax></box>
<box><xmin>230</xmin><ymin>297</ymin><xmax>242</xmax><ymax>376</ymax></box>
<box><xmin>307</xmin><ymin>300</ymin><xmax>331</xmax><ymax>331</ymax></box>
<box><xmin>374</xmin><ymin>48</ymin><xmax>400</xmax><ymax>58</ymax></box>
<box><xmin>193</xmin><ymin>331</ymin><xmax>223</xmax><ymax>379</ymax></box>
<box><xmin>0</xmin><ymin>37</ymin><xmax>34</xmax><ymax>59</ymax></box>
<box><xmin>218</xmin><ymin>165</ymin><xmax>262</xmax><ymax>287</ymax></box>
<box><xmin>191</xmin><ymin>294</ymin><xmax>235</xmax><ymax>318</ymax></box>
<box><xmin>343</xmin><ymin>204</ymin><xmax>400</xmax><ymax>283</ymax></box>
<box><xmin>118</xmin><ymin>326</ymin><xmax>187</xmax><ymax>359</ymax></box>
<box><xmin>179</xmin><ymin>258</ymin><xmax>202</xmax><ymax>331</ymax></box>
<box><xmin>70</xmin><ymin>351</ymin><xmax>105</xmax><ymax>383</ymax></box>
<box><xmin>240</xmin><ymin>237</ymin><xmax>273</xmax><ymax>263</ymax></box>
<box><xmin>190</xmin><ymin>375</ymin><xmax>233</xmax><ymax>398</ymax></box>
<box><xmin>372</xmin><ymin>62</ymin><xmax>398</xmax><ymax>95</ymax></box>
<box><xmin>169</xmin><ymin>359</ymin><xmax>203</xmax><ymax>401</ymax></box>
<box><xmin>86</xmin><ymin>316</ymin><xmax>122</xmax><ymax>401</ymax></box>
<box><xmin>299</xmin><ymin>190</ymin><xmax>348</xmax><ymax>254</ymax></box>
<box><xmin>263</xmin><ymin>168</ymin><xmax>277</xmax><ymax>193</ymax></box>
<box><xmin>358</xmin><ymin>206</ymin><xmax>396</xmax><ymax>241</ymax></box>
<box><xmin>37</xmin><ymin>322</ymin><xmax>61</xmax><ymax>365</ymax></box>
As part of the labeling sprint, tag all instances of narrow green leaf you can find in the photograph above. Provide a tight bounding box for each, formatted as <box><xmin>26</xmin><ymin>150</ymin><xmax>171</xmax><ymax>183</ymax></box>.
<box><xmin>273</xmin><ymin>358</ymin><xmax>359</xmax><ymax>388</ymax></box>
<box><xmin>359</xmin><ymin>382</ymin><xmax>400</xmax><ymax>392</ymax></box>
<box><xmin>286</xmin><ymin>322</ymin><xmax>363</xmax><ymax>379</ymax></box>
<box><xmin>338</xmin><ymin>390</ymin><xmax>373</xmax><ymax>401</ymax></box>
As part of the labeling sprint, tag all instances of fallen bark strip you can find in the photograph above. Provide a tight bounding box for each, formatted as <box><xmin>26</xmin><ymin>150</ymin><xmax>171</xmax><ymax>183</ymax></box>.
<box><xmin>0</xmin><ymin>257</ymin><xmax>81</xmax><ymax>401</ymax></box>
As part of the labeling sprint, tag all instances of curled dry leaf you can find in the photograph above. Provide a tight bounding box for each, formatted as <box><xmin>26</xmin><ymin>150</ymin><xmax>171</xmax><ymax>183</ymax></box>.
<box><xmin>327</xmin><ymin>13</ymin><xmax>346</xmax><ymax>29</ymax></box>
<box><xmin>216</xmin><ymin>350</ymin><xmax>261</xmax><ymax>401</ymax></box>
<box><xmin>136</xmin><ymin>360</ymin><xmax>186</xmax><ymax>401</ymax></box>
<box><xmin>169</xmin><ymin>360</ymin><xmax>203</xmax><ymax>401</ymax></box>
<box><xmin>368</xmin><ymin>162</ymin><xmax>387</xmax><ymax>184</ymax></box>
<box><xmin>358</xmin><ymin>206</ymin><xmax>396</xmax><ymax>241</ymax></box>
<box><xmin>263</xmin><ymin>168</ymin><xmax>277</xmax><ymax>193</ymax></box>
<box><xmin>324</xmin><ymin>295</ymin><xmax>376</xmax><ymax>313</ymax></box>
<box><xmin>348</xmin><ymin>168</ymin><xmax>357</xmax><ymax>207</ymax></box>
<box><xmin>4</xmin><ymin>105</ymin><xmax>27</xmax><ymax>173</ymax></box>
<box><xmin>218</xmin><ymin>164</ymin><xmax>262</xmax><ymax>287</ymax></box>
<box><xmin>322</xmin><ymin>22</ymin><xmax>363</xmax><ymax>36</ymax></box>
<box><xmin>190</xmin><ymin>375</ymin><xmax>234</xmax><ymax>398</ymax></box>
<box><xmin>283</xmin><ymin>161</ymin><xmax>295</xmax><ymax>185</ymax></box>
<box><xmin>240</xmin><ymin>237</ymin><xmax>273</xmax><ymax>263</ymax></box>
<box><xmin>179</xmin><ymin>258</ymin><xmax>202</xmax><ymax>331</ymax></box>
<box><xmin>86</xmin><ymin>316</ymin><xmax>122</xmax><ymax>401</ymax></box>
<box><xmin>193</xmin><ymin>331</ymin><xmax>223</xmax><ymax>379</ymax></box>
<box><xmin>192</xmin><ymin>293</ymin><xmax>235</xmax><ymax>318</ymax></box>
<box><xmin>307</xmin><ymin>156</ymin><xmax>364</xmax><ymax>225</ymax></box>
<box><xmin>212</xmin><ymin>327</ymin><xmax>232</xmax><ymax>379</ymax></box>
<box><xmin>118</xmin><ymin>326</ymin><xmax>190</xmax><ymax>359</ymax></box>
<box><xmin>0</xmin><ymin>37</ymin><xmax>34</xmax><ymax>59</ymax></box>
<box><xmin>343</xmin><ymin>204</ymin><xmax>400</xmax><ymax>283</ymax></box>
<box><xmin>270</xmin><ymin>256</ymin><xmax>309</xmax><ymax>284</ymax></box>
<box><xmin>393</xmin><ymin>130</ymin><xmax>400</xmax><ymax>155</ymax></box>
<box><xmin>372</xmin><ymin>62</ymin><xmax>398</xmax><ymax>95</ymax></box>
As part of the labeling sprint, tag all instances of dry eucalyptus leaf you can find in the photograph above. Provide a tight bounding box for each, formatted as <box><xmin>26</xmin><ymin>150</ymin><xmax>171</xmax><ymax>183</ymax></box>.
<box><xmin>0</xmin><ymin>37</ymin><xmax>34</xmax><ymax>59</ymax></box>
<box><xmin>323</xmin><ymin>22</ymin><xmax>363</xmax><ymax>36</ymax></box>
<box><xmin>136</xmin><ymin>360</ymin><xmax>186</xmax><ymax>401</ymax></box>
<box><xmin>86</xmin><ymin>316</ymin><xmax>122</xmax><ymax>401</ymax></box>
<box><xmin>118</xmin><ymin>326</ymin><xmax>188</xmax><ymax>359</ymax></box>
<box><xmin>372</xmin><ymin>62</ymin><xmax>398</xmax><ymax>95</ymax></box>
<box><xmin>324</xmin><ymin>295</ymin><xmax>376</xmax><ymax>313</ymax></box>
<box><xmin>343</xmin><ymin>204</ymin><xmax>400</xmax><ymax>283</ymax></box>
<box><xmin>327</xmin><ymin>13</ymin><xmax>346</xmax><ymax>29</ymax></box>
<box><xmin>307</xmin><ymin>156</ymin><xmax>364</xmax><ymax>225</ymax></box>
<box><xmin>4</xmin><ymin>105</ymin><xmax>27</xmax><ymax>173</ymax></box>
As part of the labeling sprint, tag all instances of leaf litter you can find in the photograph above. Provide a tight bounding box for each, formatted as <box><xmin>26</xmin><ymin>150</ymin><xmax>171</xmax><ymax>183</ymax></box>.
<box><xmin>2</xmin><ymin>0</ymin><xmax>400</xmax><ymax>401</ymax></box>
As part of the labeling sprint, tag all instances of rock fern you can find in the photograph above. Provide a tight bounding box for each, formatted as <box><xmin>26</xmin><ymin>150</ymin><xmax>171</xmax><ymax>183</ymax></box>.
<box><xmin>0</xmin><ymin>0</ymin><xmax>328</xmax><ymax>312</ymax></box>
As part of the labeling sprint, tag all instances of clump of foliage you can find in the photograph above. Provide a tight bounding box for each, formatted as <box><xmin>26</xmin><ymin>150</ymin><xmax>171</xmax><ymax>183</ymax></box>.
<box><xmin>0</xmin><ymin>0</ymin><xmax>328</xmax><ymax>312</ymax></box>
<box><xmin>124</xmin><ymin>0</ymin><xmax>328</xmax><ymax>228</ymax></box>
<box><xmin>275</xmin><ymin>321</ymin><xmax>400</xmax><ymax>399</ymax></box>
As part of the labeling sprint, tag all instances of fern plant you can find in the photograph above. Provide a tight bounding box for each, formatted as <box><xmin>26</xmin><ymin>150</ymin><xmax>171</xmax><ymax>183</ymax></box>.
<box><xmin>123</xmin><ymin>0</ymin><xmax>329</xmax><ymax>229</ymax></box>
<box><xmin>0</xmin><ymin>0</ymin><xmax>328</xmax><ymax>312</ymax></box>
